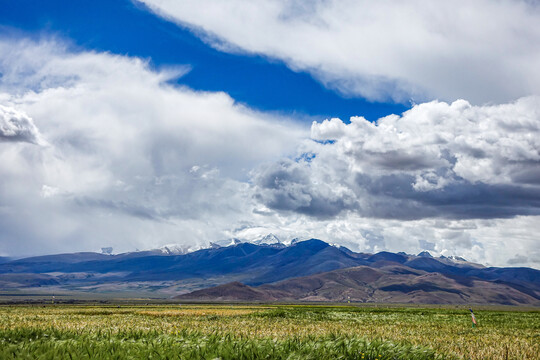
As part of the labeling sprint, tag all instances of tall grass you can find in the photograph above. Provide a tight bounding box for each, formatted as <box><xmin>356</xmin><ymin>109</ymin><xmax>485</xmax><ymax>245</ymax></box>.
<box><xmin>0</xmin><ymin>304</ymin><xmax>538</xmax><ymax>359</ymax></box>
<box><xmin>0</xmin><ymin>328</ymin><xmax>447</xmax><ymax>360</ymax></box>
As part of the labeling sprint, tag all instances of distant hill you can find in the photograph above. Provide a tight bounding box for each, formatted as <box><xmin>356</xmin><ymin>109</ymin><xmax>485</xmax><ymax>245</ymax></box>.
<box><xmin>175</xmin><ymin>282</ymin><xmax>282</xmax><ymax>302</ymax></box>
<box><xmin>1</xmin><ymin>238</ymin><xmax>539</xmax><ymax>305</ymax></box>
<box><xmin>177</xmin><ymin>265</ymin><xmax>540</xmax><ymax>305</ymax></box>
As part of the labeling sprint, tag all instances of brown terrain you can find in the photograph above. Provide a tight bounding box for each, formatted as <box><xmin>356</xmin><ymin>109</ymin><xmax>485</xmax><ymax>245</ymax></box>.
<box><xmin>176</xmin><ymin>265</ymin><xmax>540</xmax><ymax>305</ymax></box>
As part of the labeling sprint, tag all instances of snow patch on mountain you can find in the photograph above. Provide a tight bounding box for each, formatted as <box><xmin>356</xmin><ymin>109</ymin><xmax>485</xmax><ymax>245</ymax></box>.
<box><xmin>158</xmin><ymin>244</ymin><xmax>204</xmax><ymax>255</ymax></box>
<box><xmin>252</xmin><ymin>233</ymin><xmax>282</xmax><ymax>246</ymax></box>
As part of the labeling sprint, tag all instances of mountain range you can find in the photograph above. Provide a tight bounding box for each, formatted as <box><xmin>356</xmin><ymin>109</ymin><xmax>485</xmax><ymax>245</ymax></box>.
<box><xmin>1</xmin><ymin>238</ymin><xmax>539</xmax><ymax>305</ymax></box>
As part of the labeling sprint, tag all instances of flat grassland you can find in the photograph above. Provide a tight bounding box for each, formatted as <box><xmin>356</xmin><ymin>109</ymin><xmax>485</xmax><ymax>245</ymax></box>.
<box><xmin>0</xmin><ymin>304</ymin><xmax>538</xmax><ymax>359</ymax></box>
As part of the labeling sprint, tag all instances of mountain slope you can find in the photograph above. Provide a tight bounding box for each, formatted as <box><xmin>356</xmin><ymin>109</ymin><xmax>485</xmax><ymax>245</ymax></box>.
<box><xmin>177</xmin><ymin>265</ymin><xmax>540</xmax><ymax>305</ymax></box>
<box><xmin>1</xmin><ymin>239</ymin><xmax>539</xmax><ymax>305</ymax></box>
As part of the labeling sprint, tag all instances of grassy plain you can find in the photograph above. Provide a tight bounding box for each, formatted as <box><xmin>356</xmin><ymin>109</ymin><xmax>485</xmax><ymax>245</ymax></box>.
<box><xmin>0</xmin><ymin>304</ymin><xmax>538</xmax><ymax>359</ymax></box>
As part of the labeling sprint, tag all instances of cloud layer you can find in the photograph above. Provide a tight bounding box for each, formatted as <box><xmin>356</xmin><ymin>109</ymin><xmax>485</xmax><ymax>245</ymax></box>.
<box><xmin>139</xmin><ymin>0</ymin><xmax>540</xmax><ymax>103</ymax></box>
<box><xmin>0</xmin><ymin>38</ymin><xmax>306</xmax><ymax>255</ymax></box>
<box><xmin>254</xmin><ymin>98</ymin><xmax>540</xmax><ymax>220</ymax></box>
<box><xmin>0</xmin><ymin>37</ymin><xmax>539</xmax><ymax>269</ymax></box>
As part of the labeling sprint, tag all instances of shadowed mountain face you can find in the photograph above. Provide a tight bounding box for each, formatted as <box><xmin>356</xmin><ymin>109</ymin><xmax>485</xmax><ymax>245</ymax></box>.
<box><xmin>0</xmin><ymin>240</ymin><xmax>360</xmax><ymax>285</ymax></box>
<box><xmin>1</xmin><ymin>239</ymin><xmax>539</xmax><ymax>305</ymax></box>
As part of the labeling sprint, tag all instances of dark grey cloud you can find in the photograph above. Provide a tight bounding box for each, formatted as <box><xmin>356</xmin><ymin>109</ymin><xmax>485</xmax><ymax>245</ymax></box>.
<box><xmin>252</xmin><ymin>159</ymin><xmax>356</xmax><ymax>219</ymax></box>
<box><xmin>510</xmin><ymin>165</ymin><xmax>540</xmax><ymax>185</ymax></box>
<box><xmin>254</xmin><ymin>165</ymin><xmax>540</xmax><ymax>220</ymax></box>
<box><xmin>359</xmin><ymin>174</ymin><xmax>540</xmax><ymax>220</ymax></box>
<box><xmin>363</xmin><ymin>149</ymin><xmax>444</xmax><ymax>171</ymax></box>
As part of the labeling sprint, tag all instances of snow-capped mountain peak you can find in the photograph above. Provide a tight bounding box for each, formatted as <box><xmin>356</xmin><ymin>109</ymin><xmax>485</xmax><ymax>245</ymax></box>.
<box><xmin>158</xmin><ymin>244</ymin><xmax>202</xmax><ymax>255</ymax></box>
<box><xmin>253</xmin><ymin>233</ymin><xmax>281</xmax><ymax>246</ymax></box>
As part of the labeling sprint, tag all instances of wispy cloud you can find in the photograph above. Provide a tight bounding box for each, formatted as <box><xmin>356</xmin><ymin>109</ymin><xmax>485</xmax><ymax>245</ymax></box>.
<box><xmin>138</xmin><ymin>0</ymin><xmax>540</xmax><ymax>103</ymax></box>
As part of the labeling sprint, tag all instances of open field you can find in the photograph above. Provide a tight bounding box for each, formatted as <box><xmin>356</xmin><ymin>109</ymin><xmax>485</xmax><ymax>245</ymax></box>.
<box><xmin>0</xmin><ymin>304</ymin><xmax>538</xmax><ymax>359</ymax></box>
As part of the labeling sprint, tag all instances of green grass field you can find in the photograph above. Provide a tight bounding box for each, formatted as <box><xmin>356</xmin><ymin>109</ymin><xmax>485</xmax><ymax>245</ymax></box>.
<box><xmin>0</xmin><ymin>304</ymin><xmax>538</xmax><ymax>359</ymax></box>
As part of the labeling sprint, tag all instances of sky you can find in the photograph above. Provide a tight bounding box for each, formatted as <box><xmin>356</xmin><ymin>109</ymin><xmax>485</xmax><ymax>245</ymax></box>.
<box><xmin>0</xmin><ymin>0</ymin><xmax>539</xmax><ymax>268</ymax></box>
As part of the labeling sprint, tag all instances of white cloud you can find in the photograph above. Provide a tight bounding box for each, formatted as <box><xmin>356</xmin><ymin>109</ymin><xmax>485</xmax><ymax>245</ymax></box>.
<box><xmin>0</xmin><ymin>37</ymin><xmax>539</xmax><ymax>269</ymax></box>
<box><xmin>138</xmin><ymin>0</ymin><xmax>540</xmax><ymax>103</ymax></box>
<box><xmin>254</xmin><ymin>98</ymin><xmax>540</xmax><ymax>220</ymax></box>
<box><xmin>249</xmin><ymin>97</ymin><xmax>540</xmax><ymax>268</ymax></box>
<box><xmin>226</xmin><ymin>212</ymin><xmax>540</xmax><ymax>268</ymax></box>
<box><xmin>0</xmin><ymin>37</ymin><xmax>307</xmax><ymax>256</ymax></box>
<box><xmin>316</xmin><ymin>98</ymin><xmax>540</xmax><ymax>186</ymax></box>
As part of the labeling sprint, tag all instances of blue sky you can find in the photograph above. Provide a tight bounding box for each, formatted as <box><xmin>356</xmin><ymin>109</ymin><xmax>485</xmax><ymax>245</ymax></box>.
<box><xmin>0</xmin><ymin>0</ymin><xmax>406</xmax><ymax>121</ymax></box>
<box><xmin>1</xmin><ymin>0</ymin><xmax>540</xmax><ymax>268</ymax></box>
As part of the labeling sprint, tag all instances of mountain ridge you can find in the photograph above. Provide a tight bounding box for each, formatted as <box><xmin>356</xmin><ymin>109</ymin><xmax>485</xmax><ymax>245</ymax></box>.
<box><xmin>0</xmin><ymin>238</ymin><xmax>538</xmax><ymax>305</ymax></box>
<box><xmin>177</xmin><ymin>265</ymin><xmax>540</xmax><ymax>305</ymax></box>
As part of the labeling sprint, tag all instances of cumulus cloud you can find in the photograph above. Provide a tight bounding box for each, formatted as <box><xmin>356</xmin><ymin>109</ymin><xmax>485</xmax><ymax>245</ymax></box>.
<box><xmin>0</xmin><ymin>105</ymin><xmax>45</xmax><ymax>145</ymax></box>
<box><xmin>0</xmin><ymin>37</ymin><xmax>306</xmax><ymax>256</ymax></box>
<box><xmin>138</xmin><ymin>0</ymin><xmax>540</xmax><ymax>103</ymax></box>
<box><xmin>227</xmin><ymin>213</ymin><xmax>540</xmax><ymax>268</ymax></box>
<box><xmin>252</xmin><ymin>158</ymin><xmax>357</xmax><ymax>218</ymax></box>
<box><xmin>246</xmin><ymin>97</ymin><xmax>540</xmax><ymax>267</ymax></box>
<box><xmin>253</xmin><ymin>97</ymin><xmax>540</xmax><ymax>220</ymax></box>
